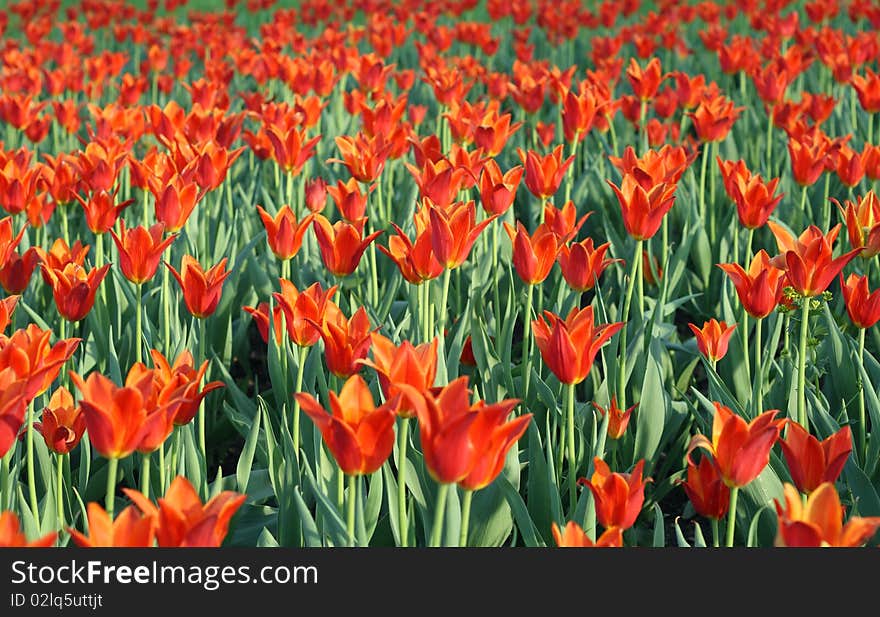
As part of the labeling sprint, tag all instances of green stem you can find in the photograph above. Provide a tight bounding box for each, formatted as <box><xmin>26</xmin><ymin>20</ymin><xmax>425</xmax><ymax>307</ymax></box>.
<box><xmin>26</xmin><ymin>400</ymin><xmax>39</xmax><ymax>527</ymax></box>
<box><xmin>459</xmin><ymin>489</ymin><xmax>473</xmax><ymax>547</ymax></box>
<box><xmin>765</xmin><ymin>105</ymin><xmax>774</xmax><ymax>175</ymax></box>
<box><xmin>699</xmin><ymin>141</ymin><xmax>709</xmax><ymax>222</ymax></box>
<box><xmin>712</xmin><ymin>517</ymin><xmax>720</xmax><ymax>548</ymax></box>
<box><xmin>566</xmin><ymin>382</ymin><xmax>577</xmax><ymax>510</ymax></box>
<box><xmin>797</xmin><ymin>297</ymin><xmax>810</xmax><ymax>429</ymax></box>
<box><xmin>745</xmin><ymin>228</ymin><xmax>754</xmax><ymax>263</ymax></box>
<box><xmin>858</xmin><ymin>328</ymin><xmax>867</xmax><ymax>465</ymax></box>
<box><xmin>741</xmin><ymin>310</ymin><xmax>751</xmax><ymax>388</ymax></box>
<box><xmin>799</xmin><ymin>184</ymin><xmax>808</xmax><ymax>224</ymax></box>
<box><xmin>439</xmin><ymin>267</ymin><xmax>451</xmax><ymax>336</ymax></box>
<box><xmin>347</xmin><ymin>474</ymin><xmax>357</xmax><ymax>547</ymax></box>
<box><xmin>521</xmin><ymin>283</ymin><xmax>534</xmax><ymax>402</ymax></box>
<box><xmin>639</xmin><ymin>99</ymin><xmax>648</xmax><ymax>154</ymax></box>
<box><xmin>197</xmin><ymin>317</ymin><xmax>207</xmax><ymax>471</ymax></box>
<box><xmin>755</xmin><ymin>317</ymin><xmax>764</xmax><ymax>415</ymax></box>
<box><xmin>292</xmin><ymin>345</ymin><xmax>308</xmax><ymax>459</ymax></box>
<box><xmin>1</xmin><ymin>449</ymin><xmax>10</xmax><ymax>510</ymax></box>
<box><xmin>159</xmin><ymin>441</ymin><xmax>166</xmax><ymax>495</ymax></box>
<box><xmin>397</xmin><ymin>417</ymin><xmax>410</xmax><ymax>547</ymax></box>
<box><xmin>606</xmin><ymin>113</ymin><xmax>618</xmax><ymax>157</ymax></box>
<box><xmin>140</xmin><ymin>452</ymin><xmax>151</xmax><ymax>500</ymax></box>
<box><xmin>492</xmin><ymin>222</ymin><xmax>501</xmax><ymax>339</ymax></box>
<box><xmin>617</xmin><ymin>240</ymin><xmax>643</xmax><ymax>410</ymax></box>
<box><xmin>135</xmin><ymin>283</ymin><xmax>143</xmax><ymax>365</ymax></box>
<box><xmin>281</xmin><ymin>258</ymin><xmax>290</xmax><ymax>285</ymax></box>
<box><xmin>564</xmin><ymin>135</ymin><xmax>579</xmax><ymax>205</ymax></box>
<box><xmin>430</xmin><ymin>483</ymin><xmax>450</xmax><ymax>548</ymax></box>
<box><xmin>162</xmin><ymin>264</ymin><xmax>171</xmax><ymax>354</ymax></box>
<box><xmin>726</xmin><ymin>486</ymin><xmax>739</xmax><ymax>547</ymax></box>
<box><xmin>56</xmin><ymin>453</ymin><xmax>64</xmax><ymax>529</ymax></box>
<box><xmin>105</xmin><ymin>457</ymin><xmax>118</xmax><ymax>519</ymax></box>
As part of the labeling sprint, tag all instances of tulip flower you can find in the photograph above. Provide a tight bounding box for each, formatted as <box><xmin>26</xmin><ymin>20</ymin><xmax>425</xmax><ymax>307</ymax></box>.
<box><xmin>851</xmin><ymin>68</ymin><xmax>880</xmax><ymax>114</ymax></box>
<box><xmin>0</xmin><ymin>247</ymin><xmax>39</xmax><ymax>294</ymax></box>
<box><xmin>74</xmin><ymin>189</ymin><xmax>134</xmax><ymax>234</ymax></box>
<box><xmin>358</xmin><ymin>333</ymin><xmax>438</xmax><ymax>418</ymax></box>
<box><xmin>0</xmin><ymin>369</ymin><xmax>27</xmax><ymax>459</ymax></box>
<box><xmin>842</xmin><ymin>273</ymin><xmax>880</xmax><ymax>330</ymax></box>
<box><xmin>558</xmin><ymin>238</ymin><xmax>619</xmax><ymax>292</ymax></box>
<box><xmin>428</xmin><ymin>201</ymin><xmax>495</xmax><ymax>270</ymax></box>
<box><xmin>328</xmin><ymin>132</ymin><xmax>391</xmax><ymax>184</ymax></box>
<box><xmin>274</xmin><ymin>279</ymin><xmax>339</xmax><ymax>348</ymax></box>
<box><xmin>304</xmin><ymin>177</ymin><xmax>328</xmax><ymax>213</ymax></box>
<box><xmin>517</xmin><ymin>145</ymin><xmax>574</xmax><ymax>200</ymax></box>
<box><xmin>379</xmin><ymin>223</ymin><xmax>443</xmax><ymax>284</ymax></box>
<box><xmin>504</xmin><ymin>221</ymin><xmax>559</xmax><ymax>285</ymax></box>
<box><xmin>150</xmin><ymin>349</ymin><xmax>223</xmax><ymax>427</ymax></box>
<box><xmin>255</xmin><ymin>205</ymin><xmax>314</xmax><ymax>262</ymax></box>
<box><xmin>779</xmin><ymin>422</ymin><xmax>852</xmax><ymax>495</ymax></box>
<box><xmin>787</xmin><ymin>134</ymin><xmax>830</xmax><ymax>188</ymax></box>
<box><xmin>562</xmin><ymin>86</ymin><xmax>601</xmax><ymax>143</ymax></box>
<box><xmin>775</xmin><ymin>482</ymin><xmax>880</xmax><ymax>547</ymax></box>
<box><xmin>326</xmin><ymin>178</ymin><xmax>371</xmax><ymax>224</ymax></box>
<box><xmin>479</xmin><ymin>160</ymin><xmax>523</xmax><ymax>216</ymax></box>
<box><xmin>551</xmin><ymin>521</ymin><xmax>623</xmax><ymax>547</ymax></box>
<box><xmin>0</xmin><ymin>511</ymin><xmax>57</xmax><ymax>547</ymax></box>
<box><xmin>609</xmin><ymin>145</ymin><xmax>693</xmax><ymax>185</ymax></box>
<box><xmin>688</xmin><ymin>319</ymin><xmax>737</xmax><ymax>364</ymax></box>
<box><xmin>69</xmin><ymin>503</ymin><xmax>155</xmax><ymax>547</ymax></box>
<box><xmin>532</xmin><ymin>306</ymin><xmax>623</xmax><ymax>386</ymax></box>
<box><xmin>837</xmin><ymin>191</ymin><xmax>880</xmax><ymax>258</ymax></box>
<box><xmin>688</xmin><ymin>94</ymin><xmax>743</xmax><ymax>143</ymax></box>
<box><xmin>543</xmin><ymin>201</ymin><xmax>590</xmax><ymax>242</ymax></box>
<box><xmin>593</xmin><ymin>397</ymin><xmax>636</xmax><ymax>440</ymax></box>
<box><xmin>607</xmin><ymin>174</ymin><xmax>677</xmax><ymax>241</ymax></box>
<box><xmin>312</xmin><ymin>215</ymin><xmax>383</xmax><ymax>277</ymax></box>
<box><xmin>768</xmin><ymin>222</ymin><xmax>859</xmax><ymax>298</ymax></box>
<box><xmin>717</xmin><ymin>250</ymin><xmax>786</xmax><ymax>319</ymax></box>
<box><xmin>153</xmin><ymin>177</ymin><xmax>203</xmax><ymax>232</ymax></box>
<box><xmin>579</xmin><ymin>458</ymin><xmax>650</xmax><ymax>531</ymax></box>
<box><xmin>110</xmin><ymin>221</ymin><xmax>177</xmax><ymax>284</ymax></box>
<box><xmin>681</xmin><ymin>456</ymin><xmax>730</xmax><ymax>525</ymax></box>
<box><xmin>243</xmin><ymin>302</ymin><xmax>284</xmax><ymax>345</ymax></box>
<box><xmin>41</xmin><ymin>263</ymin><xmax>110</xmax><ymax>322</ymax></box>
<box><xmin>0</xmin><ymin>295</ymin><xmax>17</xmax><ymax>333</ymax></box>
<box><xmin>124</xmin><ymin>476</ymin><xmax>245</xmax><ymax>547</ymax></box>
<box><xmin>717</xmin><ymin>159</ymin><xmax>783</xmax><ymax>230</ymax></box>
<box><xmin>266</xmin><ymin>126</ymin><xmax>320</xmax><ymax>176</ymax></box>
<box><xmin>688</xmin><ymin>403</ymin><xmax>781</xmax><ymax>545</ymax></box>
<box><xmin>0</xmin><ymin>324</ymin><xmax>80</xmax><ymax>399</ymax></box>
<box><xmin>33</xmin><ymin>238</ymin><xmax>90</xmax><ymax>285</ymax></box>
<box><xmin>166</xmin><ymin>255</ymin><xmax>230</xmax><ymax>319</ymax></box>
<box><xmin>317</xmin><ymin>306</ymin><xmax>373</xmax><ymax>379</ymax></box>
<box><xmin>34</xmin><ymin>386</ymin><xmax>85</xmax><ymax>455</ymax></box>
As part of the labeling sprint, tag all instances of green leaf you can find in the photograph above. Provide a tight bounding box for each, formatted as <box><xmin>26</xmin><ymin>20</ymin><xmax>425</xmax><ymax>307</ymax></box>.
<box><xmin>498</xmin><ymin>475</ymin><xmax>545</xmax><ymax>547</ymax></box>
<box><xmin>236</xmin><ymin>401</ymin><xmax>261</xmax><ymax>495</ymax></box>
<box><xmin>652</xmin><ymin>503</ymin><xmax>665</xmax><ymax>547</ymax></box>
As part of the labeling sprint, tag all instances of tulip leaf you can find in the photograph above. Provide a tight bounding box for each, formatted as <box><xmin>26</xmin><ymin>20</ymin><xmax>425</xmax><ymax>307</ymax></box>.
<box><xmin>257</xmin><ymin>527</ymin><xmax>279</xmax><ymax>547</ymax></box>
<box><xmin>302</xmin><ymin>458</ymin><xmax>350</xmax><ymax>547</ymax></box>
<box><xmin>673</xmin><ymin>518</ymin><xmax>691</xmax><ymax>547</ymax></box>
<box><xmin>633</xmin><ymin>339</ymin><xmax>666</xmax><ymax>470</ymax></box>
<box><xmin>499</xmin><ymin>475</ymin><xmax>545</xmax><ymax>547</ymax></box>
<box><xmin>692</xmin><ymin>520</ymin><xmax>707</xmax><ymax>548</ymax></box>
<box><xmin>236</xmin><ymin>401</ymin><xmax>261</xmax><ymax>495</ymax></box>
<box><xmin>844</xmin><ymin>460</ymin><xmax>880</xmax><ymax>517</ymax></box>
<box><xmin>364</xmin><ymin>469</ymin><xmax>383</xmax><ymax>543</ymax></box>
<box><xmin>652</xmin><ymin>503</ymin><xmax>665</xmax><ymax>547</ymax></box>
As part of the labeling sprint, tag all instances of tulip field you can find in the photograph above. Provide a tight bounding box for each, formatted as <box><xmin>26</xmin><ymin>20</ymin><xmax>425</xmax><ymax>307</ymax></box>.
<box><xmin>3</xmin><ymin>0</ymin><xmax>880</xmax><ymax>549</ymax></box>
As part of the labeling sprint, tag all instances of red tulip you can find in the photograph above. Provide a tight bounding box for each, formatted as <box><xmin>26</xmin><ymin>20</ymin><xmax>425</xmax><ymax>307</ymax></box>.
<box><xmin>768</xmin><ymin>222</ymin><xmax>859</xmax><ymax>297</ymax></box>
<box><xmin>0</xmin><ymin>511</ymin><xmax>57</xmax><ymax>547</ymax></box>
<box><xmin>558</xmin><ymin>238</ymin><xmax>619</xmax><ymax>292</ymax></box>
<box><xmin>504</xmin><ymin>221</ymin><xmax>559</xmax><ymax>285</ymax></box>
<box><xmin>551</xmin><ymin>521</ymin><xmax>623</xmax><ymax>547</ymax></box>
<box><xmin>607</xmin><ymin>174</ymin><xmax>677</xmax><ymax>241</ymax></box>
<box><xmin>579</xmin><ymin>458</ymin><xmax>650</xmax><ymax>530</ymax></box>
<box><xmin>593</xmin><ymin>397</ymin><xmax>636</xmax><ymax>440</ymax></box>
<box><xmin>688</xmin><ymin>319</ymin><xmax>737</xmax><ymax>363</ymax></box>
<box><xmin>428</xmin><ymin>201</ymin><xmax>495</xmax><ymax>270</ymax></box>
<box><xmin>841</xmin><ymin>273</ymin><xmax>880</xmax><ymax>329</ymax></box>
<box><xmin>779</xmin><ymin>421</ymin><xmax>852</xmax><ymax>495</ymax></box>
<box><xmin>517</xmin><ymin>145</ymin><xmax>574</xmax><ymax>199</ymax></box>
<box><xmin>41</xmin><ymin>263</ymin><xmax>110</xmax><ymax>322</ymax></box>
<box><xmin>681</xmin><ymin>456</ymin><xmax>730</xmax><ymax>520</ymax></box>
<box><xmin>256</xmin><ymin>205</ymin><xmax>314</xmax><ymax>261</ymax></box>
<box><xmin>110</xmin><ymin>222</ymin><xmax>177</xmax><ymax>284</ymax></box>
<box><xmin>775</xmin><ymin>482</ymin><xmax>880</xmax><ymax>547</ymax></box>
<box><xmin>166</xmin><ymin>255</ymin><xmax>230</xmax><ymax>319</ymax></box>
<box><xmin>312</xmin><ymin>215</ymin><xmax>383</xmax><ymax>277</ymax></box>
<box><xmin>718</xmin><ymin>250</ymin><xmax>786</xmax><ymax>319</ymax></box>
<box><xmin>358</xmin><ymin>333</ymin><xmax>438</xmax><ymax>418</ymax></box>
<box><xmin>34</xmin><ymin>386</ymin><xmax>85</xmax><ymax>455</ymax></box>
<box><xmin>69</xmin><ymin>503</ymin><xmax>155</xmax><ymax>547</ymax></box>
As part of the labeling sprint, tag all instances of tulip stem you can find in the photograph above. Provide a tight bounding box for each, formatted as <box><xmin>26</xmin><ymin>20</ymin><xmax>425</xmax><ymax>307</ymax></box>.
<box><xmin>162</xmin><ymin>265</ymin><xmax>171</xmax><ymax>354</ymax></box>
<box><xmin>858</xmin><ymin>328</ymin><xmax>867</xmax><ymax>465</ymax></box>
<box><xmin>799</xmin><ymin>184</ymin><xmax>808</xmax><ymax>224</ymax></box>
<box><xmin>699</xmin><ymin>141</ymin><xmax>709</xmax><ymax>222</ymax></box>
<box><xmin>521</xmin><ymin>283</ymin><xmax>534</xmax><ymax>402</ymax></box>
<box><xmin>292</xmin><ymin>345</ymin><xmax>308</xmax><ymax>459</ymax></box>
<box><xmin>754</xmin><ymin>317</ymin><xmax>763</xmax><ymax>415</ymax></box>
<box><xmin>197</xmin><ymin>317</ymin><xmax>208</xmax><ymax>478</ymax></box>
<box><xmin>135</xmin><ymin>282</ymin><xmax>143</xmax><ymax>366</ymax></box>
<box><xmin>566</xmin><ymin>382</ymin><xmax>577</xmax><ymax>511</ymax></box>
<box><xmin>397</xmin><ymin>417</ymin><xmax>409</xmax><ymax>547</ymax></box>
<box><xmin>159</xmin><ymin>442</ymin><xmax>166</xmax><ymax>494</ymax></box>
<box><xmin>617</xmin><ymin>240</ymin><xmax>643</xmax><ymax>411</ymax></box>
<box><xmin>459</xmin><ymin>489</ymin><xmax>473</xmax><ymax>547</ymax></box>
<box><xmin>639</xmin><ymin>99</ymin><xmax>648</xmax><ymax>154</ymax></box>
<box><xmin>347</xmin><ymin>474</ymin><xmax>357</xmax><ymax>547</ymax></box>
<box><xmin>26</xmin><ymin>400</ymin><xmax>39</xmax><ymax>528</ymax></box>
<box><xmin>0</xmin><ymin>450</ymin><xmax>10</xmax><ymax>510</ymax></box>
<box><xmin>741</xmin><ymin>310</ymin><xmax>751</xmax><ymax>389</ymax></box>
<box><xmin>711</xmin><ymin>518</ymin><xmax>720</xmax><ymax>548</ymax></box>
<box><xmin>439</xmin><ymin>267</ymin><xmax>451</xmax><ymax>337</ymax></box>
<box><xmin>140</xmin><ymin>452</ymin><xmax>151</xmax><ymax>500</ymax></box>
<box><xmin>55</xmin><ymin>453</ymin><xmax>64</xmax><ymax>529</ymax></box>
<box><xmin>725</xmin><ymin>486</ymin><xmax>739</xmax><ymax>547</ymax></box>
<box><xmin>564</xmin><ymin>134</ymin><xmax>579</xmax><ymax>205</ymax></box>
<box><xmin>430</xmin><ymin>483</ymin><xmax>450</xmax><ymax>548</ymax></box>
<box><xmin>797</xmin><ymin>297</ymin><xmax>810</xmax><ymax>429</ymax></box>
<box><xmin>492</xmin><ymin>221</ymin><xmax>501</xmax><ymax>339</ymax></box>
<box><xmin>105</xmin><ymin>457</ymin><xmax>118</xmax><ymax>519</ymax></box>
<box><xmin>765</xmin><ymin>105</ymin><xmax>774</xmax><ymax>175</ymax></box>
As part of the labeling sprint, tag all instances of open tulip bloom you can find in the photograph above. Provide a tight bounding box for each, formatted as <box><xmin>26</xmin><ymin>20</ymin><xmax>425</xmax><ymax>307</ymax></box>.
<box><xmin>1</xmin><ymin>0</ymin><xmax>880</xmax><ymax>552</ymax></box>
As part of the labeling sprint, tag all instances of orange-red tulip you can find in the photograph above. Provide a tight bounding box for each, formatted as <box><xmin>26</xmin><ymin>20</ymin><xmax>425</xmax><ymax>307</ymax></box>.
<box><xmin>532</xmin><ymin>306</ymin><xmax>624</xmax><ymax>385</ymax></box>
<box><xmin>779</xmin><ymin>421</ymin><xmax>852</xmax><ymax>495</ymax></box>
<box><xmin>380</xmin><ymin>222</ymin><xmax>443</xmax><ymax>284</ymax></box>
<box><xmin>312</xmin><ymin>215</ymin><xmax>383</xmax><ymax>277</ymax></box>
<box><xmin>358</xmin><ymin>333</ymin><xmax>438</xmax><ymax>418</ymax></box>
<box><xmin>0</xmin><ymin>247</ymin><xmax>39</xmax><ymax>294</ymax></box>
<box><xmin>593</xmin><ymin>397</ymin><xmax>636</xmax><ymax>440</ymax></box>
<box><xmin>0</xmin><ymin>324</ymin><xmax>80</xmax><ymax>399</ymax></box>
<box><xmin>607</xmin><ymin>174</ymin><xmax>677</xmax><ymax>241</ymax></box>
<box><xmin>34</xmin><ymin>386</ymin><xmax>85</xmax><ymax>455</ymax></box>
<box><xmin>110</xmin><ymin>221</ymin><xmax>177</xmax><ymax>284</ymax></box>
<box><xmin>517</xmin><ymin>145</ymin><xmax>574</xmax><ymax>199</ymax></box>
<box><xmin>688</xmin><ymin>403</ymin><xmax>782</xmax><ymax>488</ymax></box>
<box><xmin>125</xmin><ymin>475</ymin><xmax>245</xmax><ymax>547</ymax></box>
<box><xmin>166</xmin><ymin>255</ymin><xmax>230</xmax><ymax>319</ymax></box>
<box><xmin>0</xmin><ymin>511</ymin><xmax>57</xmax><ymax>547</ymax></box>
<box><xmin>775</xmin><ymin>482</ymin><xmax>880</xmax><ymax>547</ymax></box>
<box><xmin>688</xmin><ymin>94</ymin><xmax>743</xmax><ymax>142</ymax></box>
<box><xmin>274</xmin><ymin>279</ymin><xmax>339</xmax><ymax>348</ymax></box>
<box><xmin>841</xmin><ymin>273</ymin><xmax>880</xmax><ymax>329</ymax></box>
<box><xmin>681</xmin><ymin>456</ymin><xmax>730</xmax><ymax>520</ymax></box>
<box><xmin>295</xmin><ymin>374</ymin><xmax>398</xmax><ymax>476</ymax></box>
<box><xmin>551</xmin><ymin>521</ymin><xmax>623</xmax><ymax>547</ymax></box>
<box><xmin>718</xmin><ymin>250</ymin><xmax>786</xmax><ymax>319</ymax></box>
<box><xmin>33</xmin><ymin>238</ymin><xmax>90</xmax><ymax>285</ymax></box>
<box><xmin>837</xmin><ymin>191</ymin><xmax>880</xmax><ymax>258</ymax></box>
<box><xmin>626</xmin><ymin>57</ymin><xmax>665</xmax><ymax>101</ymax></box>
<box><xmin>0</xmin><ymin>295</ymin><xmax>17</xmax><ymax>333</ymax></box>
<box><xmin>150</xmin><ymin>349</ymin><xmax>223</xmax><ymax>427</ymax></box>
<box><xmin>504</xmin><ymin>221</ymin><xmax>559</xmax><ymax>285</ymax></box>
<box><xmin>74</xmin><ymin>189</ymin><xmax>134</xmax><ymax>234</ymax></box>
<box><xmin>558</xmin><ymin>238</ymin><xmax>619</xmax><ymax>292</ymax></box>
<box><xmin>69</xmin><ymin>503</ymin><xmax>155</xmax><ymax>547</ymax></box>
<box><xmin>768</xmin><ymin>222</ymin><xmax>859</xmax><ymax>297</ymax></box>
<box><xmin>579</xmin><ymin>458</ymin><xmax>650</xmax><ymax>530</ymax></box>
<box><xmin>317</xmin><ymin>306</ymin><xmax>373</xmax><ymax>378</ymax></box>
<box><xmin>41</xmin><ymin>263</ymin><xmax>110</xmax><ymax>322</ymax></box>
<box><xmin>543</xmin><ymin>201</ymin><xmax>590</xmax><ymax>242</ymax></box>
<box><xmin>255</xmin><ymin>205</ymin><xmax>314</xmax><ymax>261</ymax></box>
<box><xmin>688</xmin><ymin>319</ymin><xmax>737</xmax><ymax>362</ymax></box>
<box><xmin>428</xmin><ymin>201</ymin><xmax>495</xmax><ymax>270</ymax></box>
<box><xmin>478</xmin><ymin>159</ymin><xmax>523</xmax><ymax>217</ymax></box>
<box><xmin>326</xmin><ymin>178</ymin><xmax>370</xmax><ymax>224</ymax></box>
